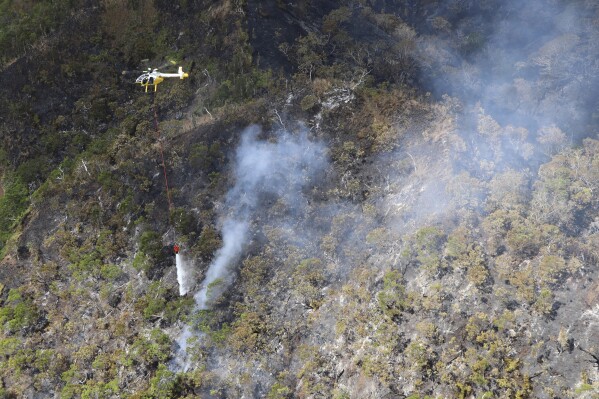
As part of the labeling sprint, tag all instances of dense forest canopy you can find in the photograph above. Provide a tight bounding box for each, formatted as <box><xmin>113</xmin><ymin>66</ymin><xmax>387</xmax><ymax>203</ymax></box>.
<box><xmin>0</xmin><ymin>0</ymin><xmax>598</xmax><ymax>398</ymax></box>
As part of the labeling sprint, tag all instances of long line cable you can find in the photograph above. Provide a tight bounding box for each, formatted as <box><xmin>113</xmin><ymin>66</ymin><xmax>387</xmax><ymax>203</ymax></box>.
<box><xmin>152</xmin><ymin>94</ymin><xmax>173</xmax><ymax>220</ymax></box>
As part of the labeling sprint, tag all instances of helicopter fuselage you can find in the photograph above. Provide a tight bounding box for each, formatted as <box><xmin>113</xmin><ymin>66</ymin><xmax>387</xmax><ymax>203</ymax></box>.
<box><xmin>135</xmin><ymin>67</ymin><xmax>188</xmax><ymax>92</ymax></box>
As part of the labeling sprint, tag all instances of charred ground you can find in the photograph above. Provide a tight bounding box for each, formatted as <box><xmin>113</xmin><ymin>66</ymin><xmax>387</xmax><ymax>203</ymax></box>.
<box><xmin>0</xmin><ymin>1</ymin><xmax>598</xmax><ymax>398</ymax></box>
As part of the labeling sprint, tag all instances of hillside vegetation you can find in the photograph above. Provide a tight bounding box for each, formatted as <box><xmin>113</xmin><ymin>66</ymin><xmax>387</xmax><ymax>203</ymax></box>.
<box><xmin>0</xmin><ymin>0</ymin><xmax>598</xmax><ymax>398</ymax></box>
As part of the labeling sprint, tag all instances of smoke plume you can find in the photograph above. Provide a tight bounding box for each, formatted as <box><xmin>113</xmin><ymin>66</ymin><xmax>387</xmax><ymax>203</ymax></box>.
<box><xmin>193</xmin><ymin>124</ymin><xmax>327</xmax><ymax>308</ymax></box>
<box><xmin>193</xmin><ymin>220</ymin><xmax>248</xmax><ymax>308</ymax></box>
<box><xmin>419</xmin><ymin>0</ymin><xmax>599</xmax><ymax>151</ymax></box>
<box><xmin>170</xmin><ymin>124</ymin><xmax>328</xmax><ymax>370</ymax></box>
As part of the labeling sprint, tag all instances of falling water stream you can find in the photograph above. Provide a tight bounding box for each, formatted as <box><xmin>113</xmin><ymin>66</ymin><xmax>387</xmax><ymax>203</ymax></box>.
<box><xmin>175</xmin><ymin>253</ymin><xmax>189</xmax><ymax>296</ymax></box>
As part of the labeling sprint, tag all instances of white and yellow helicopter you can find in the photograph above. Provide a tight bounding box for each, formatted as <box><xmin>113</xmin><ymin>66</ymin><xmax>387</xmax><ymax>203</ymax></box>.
<box><xmin>135</xmin><ymin>66</ymin><xmax>189</xmax><ymax>92</ymax></box>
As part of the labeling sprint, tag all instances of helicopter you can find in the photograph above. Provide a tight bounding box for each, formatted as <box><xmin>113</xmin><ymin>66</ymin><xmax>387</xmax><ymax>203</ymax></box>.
<box><xmin>135</xmin><ymin>66</ymin><xmax>189</xmax><ymax>92</ymax></box>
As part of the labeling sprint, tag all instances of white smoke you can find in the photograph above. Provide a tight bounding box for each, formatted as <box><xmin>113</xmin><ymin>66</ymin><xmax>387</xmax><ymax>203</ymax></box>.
<box><xmin>193</xmin><ymin>220</ymin><xmax>248</xmax><ymax>308</ymax></box>
<box><xmin>171</xmin><ymin>325</ymin><xmax>193</xmax><ymax>372</ymax></box>
<box><xmin>418</xmin><ymin>0</ymin><xmax>599</xmax><ymax>146</ymax></box>
<box><xmin>172</xmin><ymin>125</ymin><xmax>327</xmax><ymax>370</ymax></box>
<box><xmin>193</xmin><ymin>124</ymin><xmax>327</xmax><ymax>308</ymax></box>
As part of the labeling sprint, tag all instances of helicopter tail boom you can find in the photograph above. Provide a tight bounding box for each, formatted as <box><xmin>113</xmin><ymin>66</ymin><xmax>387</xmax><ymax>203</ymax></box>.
<box><xmin>178</xmin><ymin>66</ymin><xmax>189</xmax><ymax>79</ymax></box>
<box><xmin>157</xmin><ymin>67</ymin><xmax>189</xmax><ymax>79</ymax></box>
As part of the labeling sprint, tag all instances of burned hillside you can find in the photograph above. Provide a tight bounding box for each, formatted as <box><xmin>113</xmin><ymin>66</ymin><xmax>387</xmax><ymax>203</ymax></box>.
<box><xmin>0</xmin><ymin>1</ymin><xmax>598</xmax><ymax>398</ymax></box>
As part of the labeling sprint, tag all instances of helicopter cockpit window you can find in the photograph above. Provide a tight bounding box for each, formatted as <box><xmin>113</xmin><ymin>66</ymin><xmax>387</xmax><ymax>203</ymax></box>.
<box><xmin>136</xmin><ymin>73</ymin><xmax>151</xmax><ymax>84</ymax></box>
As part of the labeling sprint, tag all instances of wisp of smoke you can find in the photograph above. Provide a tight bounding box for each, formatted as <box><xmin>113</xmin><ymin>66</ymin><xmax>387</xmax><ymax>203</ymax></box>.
<box><xmin>193</xmin><ymin>220</ymin><xmax>249</xmax><ymax>308</ymax></box>
<box><xmin>171</xmin><ymin>124</ymin><xmax>327</xmax><ymax>370</ymax></box>
<box><xmin>193</xmin><ymin>124</ymin><xmax>327</xmax><ymax>308</ymax></box>
<box><xmin>170</xmin><ymin>325</ymin><xmax>193</xmax><ymax>372</ymax></box>
<box><xmin>419</xmin><ymin>0</ymin><xmax>599</xmax><ymax>152</ymax></box>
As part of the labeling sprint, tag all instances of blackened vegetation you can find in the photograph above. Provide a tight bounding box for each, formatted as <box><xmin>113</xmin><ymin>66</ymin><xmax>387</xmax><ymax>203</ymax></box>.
<box><xmin>246</xmin><ymin>0</ymin><xmax>338</xmax><ymax>72</ymax></box>
<box><xmin>0</xmin><ymin>0</ymin><xmax>598</xmax><ymax>398</ymax></box>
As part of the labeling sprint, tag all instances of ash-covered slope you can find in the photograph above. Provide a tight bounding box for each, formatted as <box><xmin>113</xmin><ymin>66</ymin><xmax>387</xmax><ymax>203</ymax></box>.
<box><xmin>0</xmin><ymin>1</ymin><xmax>598</xmax><ymax>398</ymax></box>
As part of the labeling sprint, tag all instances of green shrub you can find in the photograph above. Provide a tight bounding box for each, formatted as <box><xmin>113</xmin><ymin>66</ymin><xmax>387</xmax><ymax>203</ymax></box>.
<box><xmin>194</xmin><ymin>225</ymin><xmax>221</xmax><ymax>260</ymax></box>
<box><xmin>0</xmin><ymin>175</ymin><xmax>29</xmax><ymax>251</ymax></box>
<box><xmin>292</xmin><ymin>258</ymin><xmax>325</xmax><ymax>309</ymax></box>
<box><xmin>0</xmin><ymin>337</ymin><xmax>20</xmax><ymax>356</ymax></box>
<box><xmin>100</xmin><ymin>264</ymin><xmax>123</xmax><ymax>281</ymax></box>
<box><xmin>300</xmin><ymin>94</ymin><xmax>319</xmax><ymax>111</ymax></box>
<box><xmin>189</xmin><ymin>142</ymin><xmax>223</xmax><ymax>170</ymax></box>
<box><xmin>139</xmin><ymin>230</ymin><xmax>164</xmax><ymax>261</ymax></box>
<box><xmin>0</xmin><ymin>1</ymin><xmax>73</xmax><ymax>65</ymax></box>
<box><xmin>15</xmin><ymin>156</ymin><xmax>51</xmax><ymax>185</ymax></box>
<box><xmin>377</xmin><ymin>269</ymin><xmax>407</xmax><ymax>319</ymax></box>
<box><xmin>170</xmin><ymin>207</ymin><xmax>197</xmax><ymax>236</ymax></box>
<box><xmin>128</xmin><ymin>329</ymin><xmax>172</xmax><ymax>368</ymax></box>
<box><xmin>0</xmin><ymin>288</ymin><xmax>41</xmax><ymax>335</ymax></box>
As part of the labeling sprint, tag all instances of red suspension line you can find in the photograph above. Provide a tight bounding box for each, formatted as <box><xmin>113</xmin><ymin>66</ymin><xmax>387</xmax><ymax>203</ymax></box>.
<box><xmin>152</xmin><ymin>97</ymin><xmax>173</xmax><ymax>218</ymax></box>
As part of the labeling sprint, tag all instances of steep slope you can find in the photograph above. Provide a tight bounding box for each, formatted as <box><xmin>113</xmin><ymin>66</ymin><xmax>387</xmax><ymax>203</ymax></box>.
<box><xmin>0</xmin><ymin>1</ymin><xmax>598</xmax><ymax>398</ymax></box>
